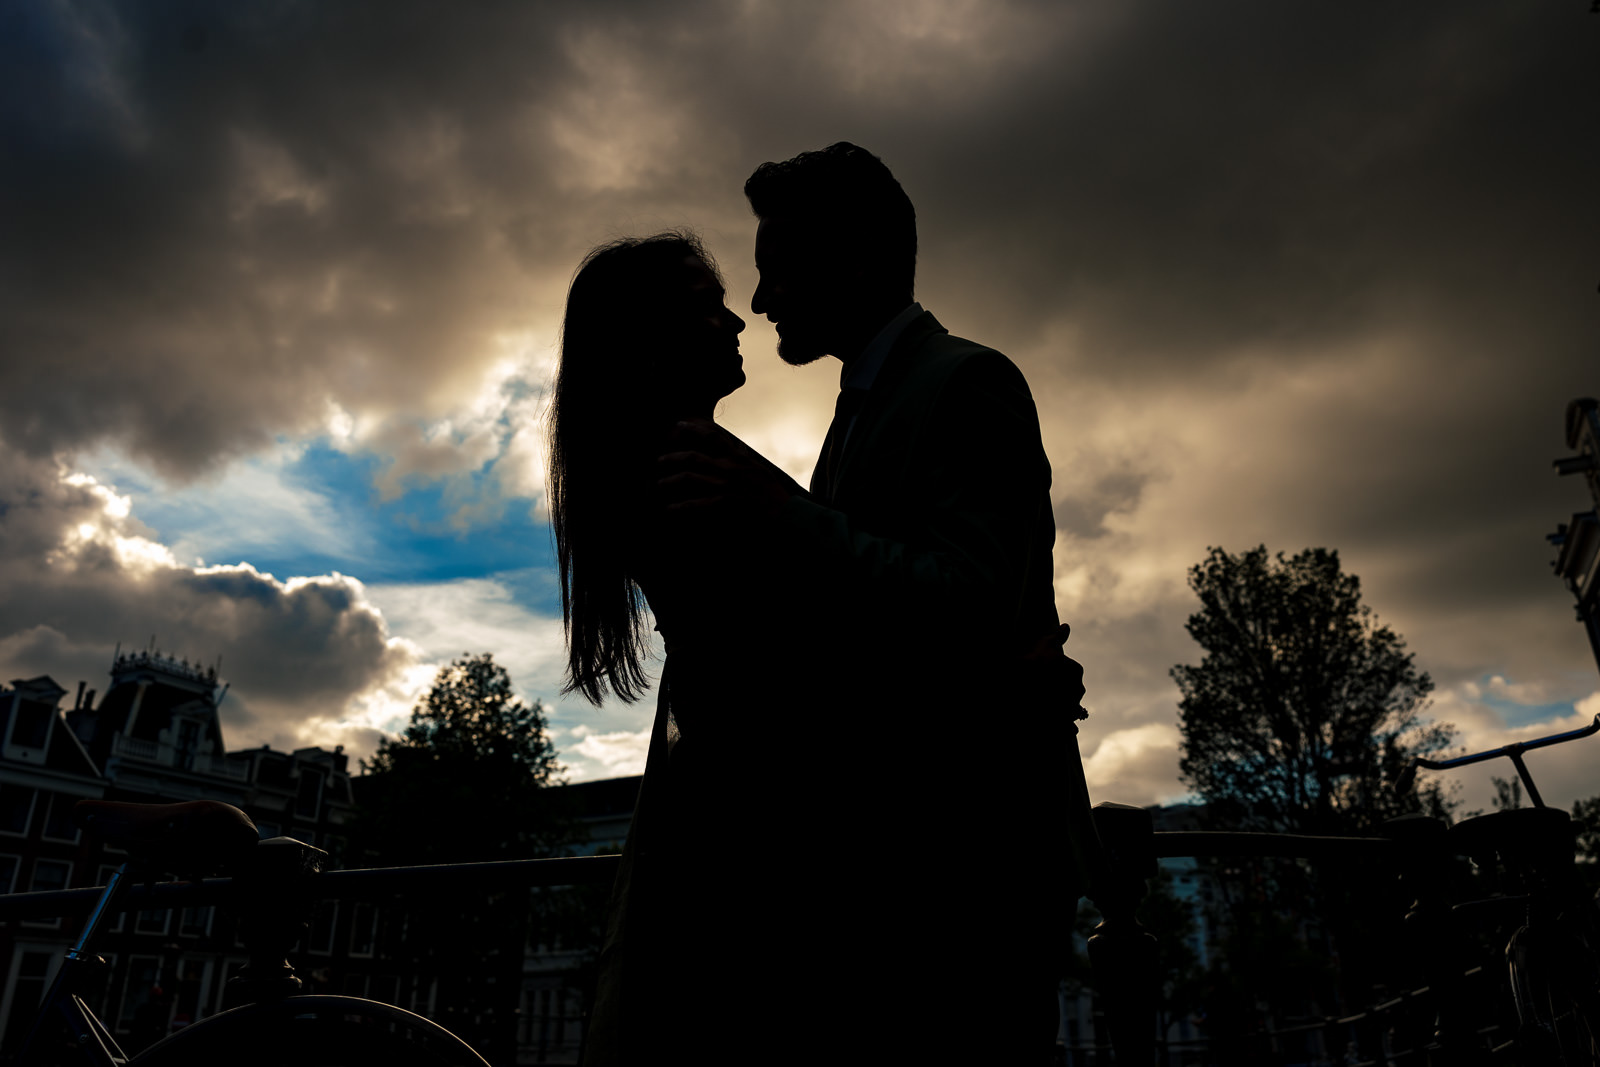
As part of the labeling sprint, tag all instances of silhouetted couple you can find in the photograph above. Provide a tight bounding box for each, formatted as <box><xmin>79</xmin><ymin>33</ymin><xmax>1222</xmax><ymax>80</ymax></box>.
<box><xmin>550</xmin><ymin>143</ymin><xmax>1093</xmax><ymax>1066</ymax></box>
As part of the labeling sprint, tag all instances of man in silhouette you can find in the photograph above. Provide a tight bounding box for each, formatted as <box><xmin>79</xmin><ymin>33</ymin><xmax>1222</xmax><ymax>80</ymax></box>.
<box><xmin>657</xmin><ymin>142</ymin><xmax>1089</xmax><ymax>1065</ymax></box>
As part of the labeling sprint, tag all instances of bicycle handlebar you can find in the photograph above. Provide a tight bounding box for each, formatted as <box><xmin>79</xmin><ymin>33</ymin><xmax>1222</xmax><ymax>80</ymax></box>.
<box><xmin>1394</xmin><ymin>712</ymin><xmax>1600</xmax><ymax>801</ymax></box>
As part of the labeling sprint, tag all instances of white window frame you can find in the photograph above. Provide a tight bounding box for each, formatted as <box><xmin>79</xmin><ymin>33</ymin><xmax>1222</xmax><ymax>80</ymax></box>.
<box><xmin>293</xmin><ymin>767</ymin><xmax>324</xmax><ymax>822</ymax></box>
<box><xmin>0</xmin><ymin>786</ymin><xmax>36</xmax><ymax>838</ymax></box>
<box><xmin>116</xmin><ymin>954</ymin><xmax>164</xmax><ymax>1033</ymax></box>
<box><xmin>348</xmin><ymin>901</ymin><xmax>378</xmax><ymax>958</ymax></box>
<box><xmin>368</xmin><ymin>972</ymin><xmax>400</xmax><ymax>1006</ymax></box>
<box><xmin>90</xmin><ymin>951</ymin><xmax>119</xmax><ymax>1022</ymax></box>
<box><xmin>305</xmin><ymin>899</ymin><xmax>338</xmax><ymax>956</ymax></box>
<box><xmin>178</xmin><ymin>905</ymin><xmax>213</xmax><ymax>939</ymax></box>
<box><xmin>21</xmin><ymin>858</ymin><xmax>73</xmax><ymax>928</ymax></box>
<box><xmin>40</xmin><ymin>792</ymin><xmax>82</xmax><ymax>844</ymax></box>
<box><xmin>0</xmin><ymin>943</ymin><xmax>64</xmax><ymax>1050</ymax></box>
<box><xmin>212</xmin><ymin>957</ymin><xmax>248</xmax><ymax>1015</ymax></box>
<box><xmin>134</xmin><ymin>905</ymin><xmax>171</xmax><ymax>937</ymax></box>
<box><xmin>408</xmin><ymin>975</ymin><xmax>436</xmax><ymax>1018</ymax></box>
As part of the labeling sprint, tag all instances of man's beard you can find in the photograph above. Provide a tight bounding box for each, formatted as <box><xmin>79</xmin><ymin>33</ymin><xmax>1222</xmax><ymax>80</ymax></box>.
<box><xmin>776</xmin><ymin>328</ymin><xmax>828</xmax><ymax>367</ymax></box>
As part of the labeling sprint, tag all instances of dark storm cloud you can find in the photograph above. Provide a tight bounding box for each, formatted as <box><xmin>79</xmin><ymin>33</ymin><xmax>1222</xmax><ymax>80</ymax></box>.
<box><xmin>12</xmin><ymin>1</ymin><xmax>1585</xmax><ymax>468</ymax></box>
<box><xmin>0</xmin><ymin>0</ymin><xmax>739</xmax><ymax>477</ymax></box>
<box><xmin>2</xmin><ymin>0</ymin><xmax>1596</xmax><ymax>800</ymax></box>
<box><xmin>904</xmin><ymin>5</ymin><xmax>1597</xmax><ymax>368</ymax></box>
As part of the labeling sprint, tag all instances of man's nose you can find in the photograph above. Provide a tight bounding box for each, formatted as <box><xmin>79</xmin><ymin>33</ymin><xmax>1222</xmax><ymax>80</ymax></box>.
<box><xmin>751</xmin><ymin>278</ymin><xmax>768</xmax><ymax>316</ymax></box>
<box><xmin>730</xmin><ymin>310</ymin><xmax>746</xmax><ymax>334</ymax></box>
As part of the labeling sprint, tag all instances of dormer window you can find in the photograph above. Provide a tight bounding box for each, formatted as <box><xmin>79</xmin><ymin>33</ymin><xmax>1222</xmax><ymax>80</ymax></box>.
<box><xmin>10</xmin><ymin>700</ymin><xmax>49</xmax><ymax>749</ymax></box>
<box><xmin>295</xmin><ymin>766</ymin><xmax>325</xmax><ymax>821</ymax></box>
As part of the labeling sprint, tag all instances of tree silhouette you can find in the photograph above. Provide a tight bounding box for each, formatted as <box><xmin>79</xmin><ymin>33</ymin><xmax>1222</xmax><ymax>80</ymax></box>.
<box><xmin>359</xmin><ymin>651</ymin><xmax>568</xmax><ymax>863</ymax></box>
<box><xmin>1173</xmin><ymin>546</ymin><xmax>1453</xmax><ymax>836</ymax></box>
<box><xmin>1172</xmin><ymin>547</ymin><xmax>1458</xmax><ymax>1040</ymax></box>
<box><xmin>353</xmin><ymin>652</ymin><xmax>576</xmax><ymax>1062</ymax></box>
<box><xmin>1572</xmin><ymin>794</ymin><xmax>1600</xmax><ymax>870</ymax></box>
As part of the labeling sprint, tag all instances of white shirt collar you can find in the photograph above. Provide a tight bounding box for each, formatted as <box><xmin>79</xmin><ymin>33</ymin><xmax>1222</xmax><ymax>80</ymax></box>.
<box><xmin>841</xmin><ymin>303</ymin><xmax>923</xmax><ymax>392</ymax></box>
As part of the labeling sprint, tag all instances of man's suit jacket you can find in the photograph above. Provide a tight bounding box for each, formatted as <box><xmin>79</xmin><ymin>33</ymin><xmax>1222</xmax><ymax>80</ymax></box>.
<box><xmin>767</xmin><ymin>308</ymin><xmax>1061</xmax><ymax>726</ymax></box>
<box><xmin>754</xmin><ymin>310</ymin><xmax>1080</xmax><ymax>1059</ymax></box>
<box><xmin>758</xmin><ymin>308</ymin><xmax>1079</xmax><ymax>919</ymax></box>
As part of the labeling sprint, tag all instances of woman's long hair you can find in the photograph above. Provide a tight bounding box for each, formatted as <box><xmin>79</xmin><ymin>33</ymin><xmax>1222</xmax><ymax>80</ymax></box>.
<box><xmin>547</xmin><ymin>231</ymin><xmax>720</xmax><ymax>705</ymax></box>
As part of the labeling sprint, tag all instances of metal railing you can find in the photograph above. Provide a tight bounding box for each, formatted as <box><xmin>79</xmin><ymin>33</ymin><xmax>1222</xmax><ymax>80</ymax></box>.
<box><xmin>0</xmin><ymin>853</ymin><xmax>623</xmax><ymax>923</ymax></box>
<box><xmin>0</xmin><ymin>806</ymin><xmax>1553</xmax><ymax>1064</ymax></box>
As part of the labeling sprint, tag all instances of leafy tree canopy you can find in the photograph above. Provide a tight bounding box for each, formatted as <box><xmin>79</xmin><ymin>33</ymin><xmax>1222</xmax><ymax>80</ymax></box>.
<box><xmin>356</xmin><ymin>652</ymin><xmax>573</xmax><ymax>864</ymax></box>
<box><xmin>1173</xmin><ymin>546</ymin><xmax>1454</xmax><ymax>835</ymax></box>
<box><xmin>1572</xmin><ymin>794</ymin><xmax>1600</xmax><ymax>867</ymax></box>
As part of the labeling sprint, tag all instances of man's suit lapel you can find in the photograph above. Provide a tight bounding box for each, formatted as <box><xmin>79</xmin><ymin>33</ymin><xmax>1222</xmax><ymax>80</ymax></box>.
<box><xmin>819</xmin><ymin>310</ymin><xmax>947</xmax><ymax>505</ymax></box>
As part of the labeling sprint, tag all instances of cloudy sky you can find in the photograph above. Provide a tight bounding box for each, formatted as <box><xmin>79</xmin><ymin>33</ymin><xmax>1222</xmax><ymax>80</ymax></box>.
<box><xmin>3</xmin><ymin>0</ymin><xmax>1597</xmax><ymax>815</ymax></box>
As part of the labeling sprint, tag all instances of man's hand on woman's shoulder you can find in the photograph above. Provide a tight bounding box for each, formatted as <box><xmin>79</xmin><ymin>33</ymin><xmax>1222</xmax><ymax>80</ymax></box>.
<box><xmin>655</xmin><ymin>418</ymin><xmax>800</xmax><ymax>519</ymax></box>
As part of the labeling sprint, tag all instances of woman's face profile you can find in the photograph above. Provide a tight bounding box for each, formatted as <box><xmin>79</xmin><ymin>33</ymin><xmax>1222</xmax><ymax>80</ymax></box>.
<box><xmin>660</xmin><ymin>255</ymin><xmax>746</xmax><ymax>409</ymax></box>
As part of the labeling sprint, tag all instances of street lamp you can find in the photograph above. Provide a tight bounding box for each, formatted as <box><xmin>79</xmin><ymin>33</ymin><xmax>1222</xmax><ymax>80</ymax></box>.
<box><xmin>1550</xmin><ymin>397</ymin><xmax>1600</xmax><ymax>676</ymax></box>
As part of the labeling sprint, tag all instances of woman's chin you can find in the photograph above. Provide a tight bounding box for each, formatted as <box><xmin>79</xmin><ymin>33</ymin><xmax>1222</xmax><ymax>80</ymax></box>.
<box><xmin>714</xmin><ymin>370</ymin><xmax>747</xmax><ymax>404</ymax></box>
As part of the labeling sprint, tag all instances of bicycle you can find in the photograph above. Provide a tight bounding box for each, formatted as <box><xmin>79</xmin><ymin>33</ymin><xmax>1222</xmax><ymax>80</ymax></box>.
<box><xmin>5</xmin><ymin>798</ymin><xmax>491</xmax><ymax>1066</ymax></box>
<box><xmin>1395</xmin><ymin>712</ymin><xmax>1600</xmax><ymax>1066</ymax></box>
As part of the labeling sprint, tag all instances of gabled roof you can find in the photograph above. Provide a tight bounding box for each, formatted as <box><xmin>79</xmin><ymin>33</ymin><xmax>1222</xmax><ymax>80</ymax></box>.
<box><xmin>0</xmin><ymin>675</ymin><xmax>103</xmax><ymax>782</ymax></box>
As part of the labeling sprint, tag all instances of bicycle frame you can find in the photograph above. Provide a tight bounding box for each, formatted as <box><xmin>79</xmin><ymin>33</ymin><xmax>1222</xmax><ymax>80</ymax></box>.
<box><xmin>14</xmin><ymin>861</ymin><xmax>140</xmax><ymax>1065</ymax></box>
<box><xmin>1</xmin><ymin>850</ymin><xmax>621</xmax><ymax>1066</ymax></box>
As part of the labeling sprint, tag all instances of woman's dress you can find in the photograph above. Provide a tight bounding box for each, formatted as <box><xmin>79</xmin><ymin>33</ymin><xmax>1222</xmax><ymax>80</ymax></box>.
<box><xmin>580</xmin><ymin>524</ymin><xmax>805</xmax><ymax>1065</ymax></box>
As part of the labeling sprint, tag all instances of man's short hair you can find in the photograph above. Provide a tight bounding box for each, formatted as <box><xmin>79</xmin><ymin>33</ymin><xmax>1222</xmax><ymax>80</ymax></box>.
<box><xmin>744</xmin><ymin>142</ymin><xmax>917</xmax><ymax>300</ymax></box>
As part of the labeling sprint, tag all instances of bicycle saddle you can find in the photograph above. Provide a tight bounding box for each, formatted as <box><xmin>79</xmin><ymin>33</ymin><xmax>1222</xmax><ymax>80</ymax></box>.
<box><xmin>1448</xmin><ymin>806</ymin><xmax>1572</xmax><ymax>864</ymax></box>
<box><xmin>73</xmin><ymin>799</ymin><xmax>259</xmax><ymax>873</ymax></box>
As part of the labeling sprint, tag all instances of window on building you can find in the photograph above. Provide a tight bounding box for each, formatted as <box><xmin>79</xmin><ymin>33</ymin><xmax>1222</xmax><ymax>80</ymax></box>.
<box><xmin>168</xmin><ymin>957</ymin><xmax>207</xmax><ymax>1030</ymax></box>
<box><xmin>0</xmin><ymin>786</ymin><xmax>35</xmax><ymax>837</ymax></box>
<box><xmin>117</xmin><ymin>955</ymin><xmax>162</xmax><ymax>1032</ymax></box>
<box><xmin>294</xmin><ymin>768</ymin><xmax>324</xmax><ymax>821</ymax></box>
<box><xmin>9</xmin><ymin>700</ymin><xmax>51</xmax><ymax>749</ymax></box>
<box><xmin>349</xmin><ymin>902</ymin><xmax>377</xmax><ymax>957</ymax></box>
<box><xmin>0</xmin><ymin>855</ymin><xmax>19</xmax><ymax>895</ymax></box>
<box><xmin>135</xmin><ymin>907</ymin><xmax>170</xmax><ymax>936</ymax></box>
<box><xmin>3</xmin><ymin>950</ymin><xmax>55</xmax><ymax>1050</ymax></box>
<box><xmin>376</xmin><ymin>906</ymin><xmax>407</xmax><ymax>958</ymax></box>
<box><xmin>518</xmin><ymin>989</ymin><xmax>534</xmax><ymax>1047</ymax></box>
<box><xmin>86</xmin><ymin>952</ymin><xmax>117</xmax><ymax>1023</ymax></box>
<box><xmin>306</xmin><ymin>901</ymin><xmax>337</xmax><ymax>955</ymax></box>
<box><xmin>179</xmin><ymin>906</ymin><xmax>212</xmax><ymax>938</ymax></box>
<box><xmin>29</xmin><ymin>856</ymin><xmax>71</xmax><ymax>888</ymax></box>
<box><xmin>369</xmin><ymin>973</ymin><xmax>399</xmax><ymax>1006</ymax></box>
<box><xmin>41</xmin><ymin>794</ymin><xmax>80</xmax><ymax>843</ymax></box>
<box><xmin>23</xmin><ymin>860</ymin><xmax>72</xmax><ymax>928</ymax></box>
<box><xmin>321</xmin><ymin>834</ymin><xmax>347</xmax><ymax>870</ymax></box>
<box><xmin>408</xmin><ymin>976</ymin><xmax>435</xmax><ymax>1018</ymax></box>
<box><xmin>534</xmin><ymin>988</ymin><xmax>552</xmax><ymax>1052</ymax></box>
<box><xmin>211</xmin><ymin>958</ymin><xmax>247</xmax><ymax>1016</ymax></box>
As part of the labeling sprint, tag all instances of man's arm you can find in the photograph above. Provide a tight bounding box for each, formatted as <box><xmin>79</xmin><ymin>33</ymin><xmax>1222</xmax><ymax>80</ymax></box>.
<box><xmin>658</xmin><ymin>351</ymin><xmax>1055</xmax><ymax>656</ymax></box>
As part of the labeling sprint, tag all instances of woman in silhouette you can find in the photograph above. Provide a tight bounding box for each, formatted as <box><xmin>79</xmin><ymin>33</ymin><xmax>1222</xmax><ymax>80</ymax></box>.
<box><xmin>548</xmin><ymin>232</ymin><xmax>796</xmax><ymax>1065</ymax></box>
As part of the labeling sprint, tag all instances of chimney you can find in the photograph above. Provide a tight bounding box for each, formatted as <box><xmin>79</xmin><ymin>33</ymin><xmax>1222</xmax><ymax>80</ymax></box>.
<box><xmin>74</xmin><ymin>681</ymin><xmax>86</xmax><ymax>710</ymax></box>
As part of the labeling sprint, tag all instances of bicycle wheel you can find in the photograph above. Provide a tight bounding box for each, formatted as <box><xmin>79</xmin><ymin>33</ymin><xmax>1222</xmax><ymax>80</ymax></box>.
<box><xmin>127</xmin><ymin>995</ymin><xmax>491</xmax><ymax>1067</ymax></box>
<box><xmin>1507</xmin><ymin>923</ymin><xmax>1600</xmax><ymax>1067</ymax></box>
